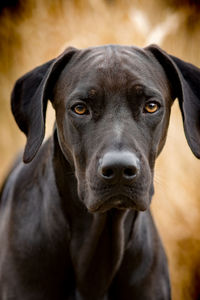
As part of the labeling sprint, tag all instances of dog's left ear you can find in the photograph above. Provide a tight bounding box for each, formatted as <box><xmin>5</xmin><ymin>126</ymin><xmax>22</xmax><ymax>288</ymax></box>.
<box><xmin>11</xmin><ymin>47</ymin><xmax>77</xmax><ymax>163</ymax></box>
<box><xmin>146</xmin><ymin>44</ymin><xmax>200</xmax><ymax>159</ymax></box>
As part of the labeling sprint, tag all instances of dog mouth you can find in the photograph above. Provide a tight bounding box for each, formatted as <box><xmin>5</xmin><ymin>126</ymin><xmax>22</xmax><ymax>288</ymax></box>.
<box><xmin>88</xmin><ymin>194</ymin><xmax>147</xmax><ymax>213</ymax></box>
<box><xmin>81</xmin><ymin>175</ymin><xmax>152</xmax><ymax>213</ymax></box>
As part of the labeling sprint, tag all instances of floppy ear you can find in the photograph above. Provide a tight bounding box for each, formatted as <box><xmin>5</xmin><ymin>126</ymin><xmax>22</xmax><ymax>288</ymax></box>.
<box><xmin>11</xmin><ymin>47</ymin><xmax>77</xmax><ymax>163</ymax></box>
<box><xmin>146</xmin><ymin>44</ymin><xmax>200</xmax><ymax>159</ymax></box>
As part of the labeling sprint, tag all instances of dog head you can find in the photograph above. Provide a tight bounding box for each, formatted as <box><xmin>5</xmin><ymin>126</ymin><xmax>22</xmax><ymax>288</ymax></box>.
<box><xmin>11</xmin><ymin>45</ymin><xmax>200</xmax><ymax>212</ymax></box>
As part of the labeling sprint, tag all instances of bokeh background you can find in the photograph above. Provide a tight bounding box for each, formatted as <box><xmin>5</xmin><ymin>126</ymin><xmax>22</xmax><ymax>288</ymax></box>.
<box><xmin>0</xmin><ymin>0</ymin><xmax>200</xmax><ymax>299</ymax></box>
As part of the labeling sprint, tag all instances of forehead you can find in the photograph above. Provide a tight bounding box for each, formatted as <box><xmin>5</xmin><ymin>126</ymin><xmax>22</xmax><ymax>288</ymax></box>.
<box><xmin>57</xmin><ymin>45</ymin><xmax>169</xmax><ymax>97</ymax></box>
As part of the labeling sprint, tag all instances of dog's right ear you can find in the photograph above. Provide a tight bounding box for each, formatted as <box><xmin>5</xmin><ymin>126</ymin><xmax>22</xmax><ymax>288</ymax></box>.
<box><xmin>11</xmin><ymin>47</ymin><xmax>77</xmax><ymax>163</ymax></box>
<box><xmin>146</xmin><ymin>44</ymin><xmax>200</xmax><ymax>159</ymax></box>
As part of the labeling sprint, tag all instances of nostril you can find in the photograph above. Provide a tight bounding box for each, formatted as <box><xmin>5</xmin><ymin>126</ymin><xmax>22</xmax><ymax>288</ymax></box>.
<box><xmin>99</xmin><ymin>151</ymin><xmax>140</xmax><ymax>182</ymax></box>
<box><xmin>123</xmin><ymin>167</ymin><xmax>137</xmax><ymax>178</ymax></box>
<box><xmin>101</xmin><ymin>167</ymin><xmax>114</xmax><ymax>178</ymax></box>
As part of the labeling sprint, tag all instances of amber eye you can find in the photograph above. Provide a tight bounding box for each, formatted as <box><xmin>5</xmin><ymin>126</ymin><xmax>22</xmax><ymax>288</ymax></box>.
<box><xmin>144</xmin><ymin>102</ymin><xmax>159</xmax><ymax>113</ymax></box>
<box><xmin>73</xmin><ymin>104</ymin><xmax>88</xmax><ymax>115</ymax></box>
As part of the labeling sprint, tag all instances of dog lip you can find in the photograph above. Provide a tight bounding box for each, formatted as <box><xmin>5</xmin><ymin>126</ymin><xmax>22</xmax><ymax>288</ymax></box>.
<box><xmin>88</xmin><ymin>194</ymin><xmax>137</xmax><ymax>213</ymax></box>
<box><xmin>87</xmin><ymin>182</ymin><xmax>150</xmax><ymax>212</ymax></box>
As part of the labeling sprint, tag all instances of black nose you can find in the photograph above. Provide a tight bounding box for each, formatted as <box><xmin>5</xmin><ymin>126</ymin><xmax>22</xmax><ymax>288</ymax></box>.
<box><xmin>99</xmin><ymin>151</ymin><xmax>140</xmax><ymax>183</ymax></box>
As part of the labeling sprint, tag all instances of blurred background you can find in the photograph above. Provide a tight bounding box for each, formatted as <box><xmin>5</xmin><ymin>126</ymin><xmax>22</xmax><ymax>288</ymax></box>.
<box><xmin>0</xmin><ymin>0</ymin><xmax>200</xmax><ymax>299</ymax></box>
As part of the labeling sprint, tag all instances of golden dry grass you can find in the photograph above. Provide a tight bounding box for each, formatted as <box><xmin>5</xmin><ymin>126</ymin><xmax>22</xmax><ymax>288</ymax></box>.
<box><xmin>0</xmin><ymin>0</ymin><xmax>200</xmax><ymax>299</ymax></box>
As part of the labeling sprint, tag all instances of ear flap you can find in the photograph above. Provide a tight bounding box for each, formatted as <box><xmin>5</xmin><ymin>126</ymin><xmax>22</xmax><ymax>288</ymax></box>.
<box><xmin>11</xmin><ymin>47</ymin><xmax>77</xmax><ymax>163</ymax></box>
<box><xmin>146</xmin><ymin>44</ymin><xmax>200</xmax><ymax>159</ymax></box>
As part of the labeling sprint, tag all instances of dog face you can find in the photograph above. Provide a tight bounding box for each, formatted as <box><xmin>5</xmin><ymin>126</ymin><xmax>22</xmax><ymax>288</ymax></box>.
<box><xmin>11</xmin><ymin>45</ymin><xmax>200</xmax><ymax>213</ymax></box>
<box><xmin>53</xmin><ymin>45</ymin><xmax>172</xmax><ymax>212</ymax></box>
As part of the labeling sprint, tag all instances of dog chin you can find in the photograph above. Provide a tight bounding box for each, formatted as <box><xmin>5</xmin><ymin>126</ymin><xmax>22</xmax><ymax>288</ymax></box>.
<box><xmin>86</xmin><ymin>194</ymin><xmax>150</xmax><ymax>213</ymax></box>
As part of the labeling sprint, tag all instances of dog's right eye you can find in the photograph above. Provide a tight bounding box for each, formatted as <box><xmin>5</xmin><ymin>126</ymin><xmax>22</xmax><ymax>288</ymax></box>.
<box><xmin>72</xmin><ymin>104</ymin><xmax>89</xmax><ymax>115</ymax></box>
<box><xmin>144</xmin><ymin>102</ymin><xmax>160</xmax><ymax>114</ymax></box>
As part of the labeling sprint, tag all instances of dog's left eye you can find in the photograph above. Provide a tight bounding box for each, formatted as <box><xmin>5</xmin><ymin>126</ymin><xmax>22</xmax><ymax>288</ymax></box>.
<box><xmin>144</xmin><ymin>102</ymin><xmax>160</xmax><ymax>114</ymax></box>
<box><xmin>72</xmin><ymin>104</ymin><xmax>89</xmax><ymax>115</ymax></box>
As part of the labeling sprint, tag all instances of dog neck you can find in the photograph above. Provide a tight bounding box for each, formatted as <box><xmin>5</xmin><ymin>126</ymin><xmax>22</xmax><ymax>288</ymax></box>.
<box><xmin>53</xmin><ymin>130</ymin><xmax>138</xmax><ymax>299</ymax></box>
<box><xmin>72</xmin><ymin>209</ymin><xmax>130</xmax><ymax>299</ymax></box>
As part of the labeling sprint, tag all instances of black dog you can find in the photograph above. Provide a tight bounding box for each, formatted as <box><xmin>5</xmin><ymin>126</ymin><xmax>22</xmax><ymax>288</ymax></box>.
<box><xmin>0</xmin><ymin>44</ymin><xmax>200</xmax><ymax>300</ymax></box>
